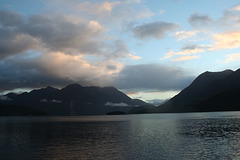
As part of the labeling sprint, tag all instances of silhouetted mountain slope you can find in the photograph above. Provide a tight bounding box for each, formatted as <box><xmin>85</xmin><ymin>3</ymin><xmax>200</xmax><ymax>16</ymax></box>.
<box><xmin>148</xmin><ymin>68</ymin><xmax>240</xmax><ymax>113</ymax></box>
<box><xmin>195</xmin><ymin>88</ymin><xmax>240</xmax><ymax>112</ymax></box>
<box><xmin>0</xmin><ymin>103</ymin><xmax>47</xmax><ymax>116</ymax></box>
<box><xmin>171</xmin><ymin>69</ymin><xmax>233</xmax><ymax>103</ymax></box>
<box><xmin>0</xmin><ymin>84</ymin><xmax>147</xmax><ymax>115</ymax></box>
<box><xmin>6</xmin><ymin>86</ymin><xmax>59</xmax><ymax>103</ymax></box>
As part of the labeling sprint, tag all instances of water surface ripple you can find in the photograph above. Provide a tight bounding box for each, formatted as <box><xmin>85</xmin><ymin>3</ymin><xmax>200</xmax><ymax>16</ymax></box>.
<box><xmin>1</xmin><ymin>112</ymin><xmax>240</xmax><ymax>160</ymax></box>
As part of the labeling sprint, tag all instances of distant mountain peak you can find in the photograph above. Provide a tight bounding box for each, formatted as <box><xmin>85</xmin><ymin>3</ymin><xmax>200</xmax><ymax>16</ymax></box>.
<box><xmin>224</xmin><ymin>69</ymin><xmax>234</xmax><ymax>72</ymax></box>
<box><xmin>202</xmin><ymin>69</ymin><xmax>233</xmax><ymax>76</ymax></box>
<box><xmin>30</xmin><ymin>85</ymin><xmax>59</xmax><ymax>94</ymax></box>
<box><xmin>62</xmin><ymin>84</ymin><xmax>83</xmax><ymax>90</ymax></box>
<box><xmin>191</xmin><ymin>69</ymin><xmax>233</xmax><ymax>86</ymax></box>
<box><xmin>151</xmin><ymin>67</ymin><xmax>240</xmax><ymax>113</ymax></box>
<box><xmin>0</xmin><ymin>83</ymin><xmax>148</xmax><ymax>116</ymax></box>
<box><xmin>46</xmin><ymin>86</ymin><xmax>55</xmax><ymax>89</ymax></box>
<box><xmin>42</xmin><ymin>86</ymin><xmax>59</xmax><ymax>92</ymax></box>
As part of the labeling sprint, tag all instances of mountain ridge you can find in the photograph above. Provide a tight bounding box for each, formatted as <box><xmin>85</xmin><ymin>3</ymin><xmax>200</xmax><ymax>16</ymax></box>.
<box><xmin>132</xmin><ymin>68</ymin><xmax>240</xmax><ymax>113</ymax></box>
<box><xmin>0</xmin><ymin>84</ymin><xmax>148</xmax><ymax>116</ymax></box>
<box><xmin>156</xmin><ymin>68</ymin><xmax>240</xmax><ymax>113</ymax></box>
<box><xmin>1</xmin><ymin>68</ymin><xmax>240</xmax><ymax>115</ymax></box>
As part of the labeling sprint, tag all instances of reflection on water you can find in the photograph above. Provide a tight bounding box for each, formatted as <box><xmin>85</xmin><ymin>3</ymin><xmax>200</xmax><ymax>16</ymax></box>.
<box><xmin>1</xmin><ymin>112</ymin><xmax>240</xmax><ymax>159</ymax></box>
<box><xmin>179</xmin><ymin>118</ymin><xmax>240</xmax><ymax>159</ymax></box>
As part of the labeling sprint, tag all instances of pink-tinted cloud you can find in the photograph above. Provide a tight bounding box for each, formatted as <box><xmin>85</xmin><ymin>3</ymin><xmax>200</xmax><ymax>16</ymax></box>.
<box><xmin>173</xmin><ymin>55</ymin><xmax>199</xmax><ymax>62</ymax></box>
<box><xmin>211</xmin><ymin>29</ymin><xmax>240</xmax><ymax>50</ymax></box>
<box><xmin>225</xmin><ymin>53</ymin><xmax>240</xmax><ymax>63</ymax></box>
<box><xmin>162</xmin><ymin>44</ymin><xmax>206</xmax><ymax>60</ymax></box>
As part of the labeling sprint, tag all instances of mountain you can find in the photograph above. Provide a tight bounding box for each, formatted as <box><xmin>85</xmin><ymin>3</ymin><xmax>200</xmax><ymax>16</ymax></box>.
<box><xmin>0</xmin><ymin>84</ymin><xmax>147</xmax><ymax>116</ymax></box>
<box><xmin>194</xmin><ymin>88</ymin><xmax>240</xmax><ymax>112</ymax></box>
<box><xmin>134</xmin><ymin>68</ymin><xmax>240</xmax><ymax>113</ymax></box>
<box><xmin>0</xmin><ymin>103</ymin><xmax>47</xmax><ymax>116</ymax></box>
<box><xmin>128</xmin><ymin>104</ymin><xmax>156</xmax><ymax>114</ymax></box>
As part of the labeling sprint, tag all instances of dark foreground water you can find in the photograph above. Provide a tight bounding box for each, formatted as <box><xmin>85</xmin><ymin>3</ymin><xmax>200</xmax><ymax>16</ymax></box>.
<box><xmin>1</xmin><ymin>112</ymin><xmax>240</xmax><ymax>160</ymax></box>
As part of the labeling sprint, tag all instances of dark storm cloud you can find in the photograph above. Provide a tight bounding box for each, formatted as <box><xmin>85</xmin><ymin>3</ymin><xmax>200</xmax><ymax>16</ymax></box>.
<box><xmin>0</xmin><ymin>11</ymin><xmax>37</xmax><ymax>57</ymax></box>
<box><xmin>113</xmin><ymin>64</ymin><xmax>194</xmax><ymax>91</ymax></box>
<box><xmin>0</xmin><ymin>10</ymin><xmax>194</xmax><ymax>93</ymax></box>
<box><xmin>0</xmin><ymin>10</ymin><xmax>23</xmax><ymax>27</ymax></box>
<box><xmin>0</xmin><ymin>28</ymin><xmax>37</xmax><ymax>57</ymax></box>
<box><xmin>0</xmin><ymin>54</ymin><xmax>92</xmax><ymax>92</ymax></box>
<box><xmin>20</xmin><ymin>14</ymin><xmax>102</xmax><ymax>54</ymax></box>
<box><xmin>0</xmin><ymin>59</ymin><xmax>72</xmax><ymax>92</ymax></box>
<box><xmin>0</xmin><ymin>9</ymin><xmax>131</xmax><ymax>92</ymax></box>
<box><xmin>188</xmin><ymin>12</ymin><xmax>213</xmax><ymax>27</ymax></box>
<box><xmin>130</xmin><ymin>21</ymin><xmax>179</xmax><ymax>40</ymax></box>
<box><xmin>0</xmin><ymin>56</ymin><xmax>194</xmax><ymax>92</ymax></box>
<box><xmin>0</xmin><ymin>10</ymin><xmax>128</xmax><ymax>59</ymax></box>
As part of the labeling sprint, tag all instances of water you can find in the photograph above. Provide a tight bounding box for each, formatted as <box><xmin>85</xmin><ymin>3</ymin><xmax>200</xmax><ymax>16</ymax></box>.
<box><xmin>1</xmin><ymin>112</ymin><xmax>240</xmax><ymax>160</ymax></box>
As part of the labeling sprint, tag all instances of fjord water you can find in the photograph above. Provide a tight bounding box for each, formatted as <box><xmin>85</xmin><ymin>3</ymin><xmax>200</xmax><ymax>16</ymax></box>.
<box><xmin>1</xmin><ymin>112</ymin><xmax>240</xmax><ymax>160</ymax></box>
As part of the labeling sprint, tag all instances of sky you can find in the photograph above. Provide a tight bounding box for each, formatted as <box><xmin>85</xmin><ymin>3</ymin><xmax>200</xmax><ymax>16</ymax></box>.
<box><xmin>0</xmin><ymin>0</ymin><xmax>240</xmax><ymax>103</ymax></box>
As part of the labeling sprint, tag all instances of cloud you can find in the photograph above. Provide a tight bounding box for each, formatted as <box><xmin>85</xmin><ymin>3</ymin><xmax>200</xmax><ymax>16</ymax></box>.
<box><xmin>220</xmin><ymin>5</ymin><xmax>240</xmax><ymax>29</ymax></box>
<box><xmin>104</xmin><ymin>40</ymin><xmax>130</xmax><ymax>59</ymax></box>
<box><xmin>0</xmin><ymin>2</ymin><xmax>195</xmax><ymax>95</ymax></box>
<box><xmin>112</xmin><ymin>64</ymin><xmax>194</xmax><ymax>91</ymax></box>
<box><xmin>175</xmin><ymin>6</ymin><xmax>240</xmax><ymax>61</ymax></box>
<box><xmin>76</xmin><ymin>1</ymin><xmax>121</xmax><ymax>17</ymax></box>
<box><xmin>173</xmin><ymin>55</ymin><xmax>199</xmax><ymax>61</ymax></box>
<box><xmin>37</xmin><ymin>52</ymin><xmax>100</xmax><ymax>82</ymax></box>
<box><xmin>21</xmin><ymin>14</ymin><xmax>104</xmax><ymax>54</ymax></box>
<box><xmin>225</xmin><ymin>53</ymin><xmax>240</xmax><ymax>63</ymax></box>
<box><xmin>34</xmin><ymin>51</ymin><xmax>123</xmax><ymax>83</ymax></box>
<box><xmin>0</xmin><ymin>9</ymin><xmax>151</xmax><ymax>93</ymax></box>
<box><xmin>100</xmin><ymin>0</ymin><xmax>154</xmax><ymax>23</ymax></box>
<box><xmin>146</xmin><ymin>99</ymin><xmax>167</xmax><ymax>106</ymax></box>
<box><xmin>123</xmin><ymin>0</ymin><xmax>142</xmax><ymax>4</ymax></box>
<box><xmin>105</xmin><ymin>102</ymin><xmax>131</xmax><ymax>107</ymax></box>
<box><xmin>162</xmin><ymin>44</ymin><xmax>206</xmax><ymax>60</ymax></box>
<box><xmin>40</xmin><ymin>99</ymin><xmax>62</xmax><ymax>103</ymax></box>
<box><xmin>181</xmin><ymin>5</ymin><xmax>240</xmax><ymax>56</ymax></box>
<box><xmin>210</xmin><ymin>29</ymin><xmax>240</xmax><ymax>50</ymax></box>
<box><xmin>0</xmin><ymin>56</ymin><xmax>75</xmax><ymax>92</ymax></box>
<box><xmin>128</xmin><ymin>54</ymin><xmax>142</xmax><ymax>60</ymax></box>
<box><xmin>188</xmin><ymin>12</ymin><xmax>214</xmax><ymax>27</ymax></box>
<box><xmin>0</xmin><ymin>10</ymin><xmax>23</xmax><ymax>27</ymax></box>
<box><xmin>127</xmin><ymin>51</ymin><xmax>142</xmax><ymax>60</ymax></box>
<box><xmin>230</xmin><ymin>5</ymin><xmax>240</xmax><ymax>11</ymax></box>
<box><xmin>130</xmin><ymin>21</ymin><xmax>179</xmax><ymax>40</ymax></box>
<box><xmin>173</xmin><ymin>30</ymin><xmax>200</xmax><ymax>41</ymax></box>
<box><xmin>159</xmin><ymin>9</ymin><xmax>166</xmax><ymax>14</ymax></box>
<box><xmin>0</xmin><ymin>10</ymin><xmax>138</xmax><ymax>60</ymax></box>
<box><xmin>47</xmin><ymin>0</ymin><xmax>153</xmax><ymax>26</ymax></box>
<box><xmin>0</xmin><ymin>54</ymin><xmax>195</xmax><ymax>94</ymax></box>
<box><xmin>0</xmin><ymin>29</ymin><xmax>37</xmax><ymax>58</ymax></box>
<box><xmin>181</xmin><ymin>44</ymin><xmax>209</xmax><ymax>50</ymax></box>
<box><xmin>172</xmin><ymin>30</ymin><xmax>212</xmax><ymax>45</ymax></box>
<box><xmin>0</xmin><ymin>51</ymin><xmax>124</xmax><ymax>92</ymax></box>
<box><xmin>188</xmin><ymin>5</ymin><xmax>240</xmax><ymax>30</ymax></box>
<box><xmin>0</xmin><ymin>11</ymin><xmax>38</xmax><ymax>57</ymax></box>
<box><xmin>0</xmin><ymin>11</ymin><xmax>105</xmax><ymax>57</ymax></box>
